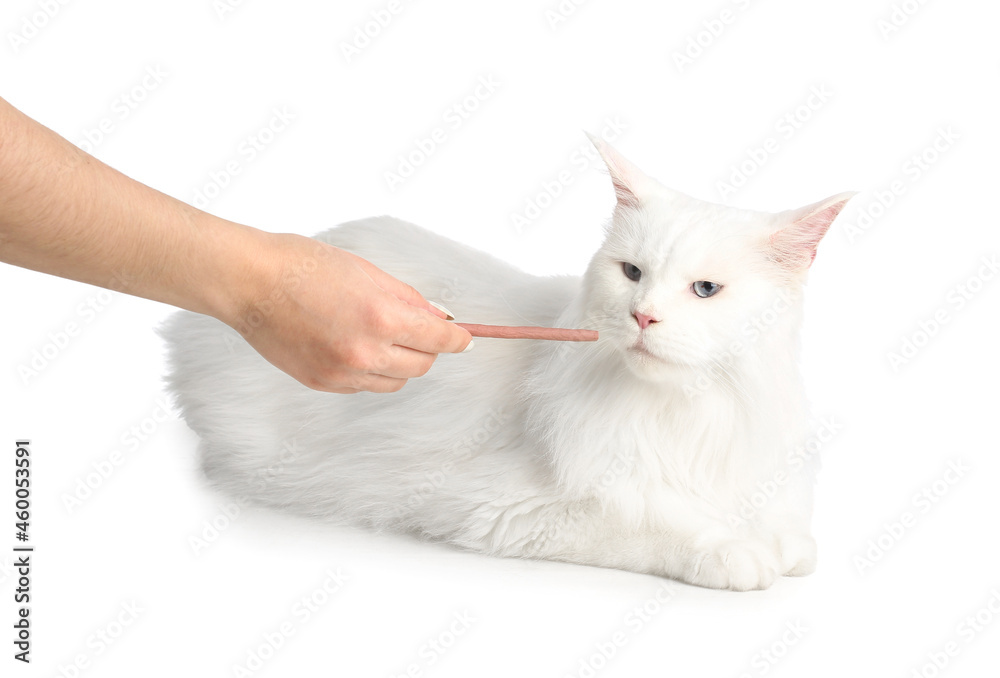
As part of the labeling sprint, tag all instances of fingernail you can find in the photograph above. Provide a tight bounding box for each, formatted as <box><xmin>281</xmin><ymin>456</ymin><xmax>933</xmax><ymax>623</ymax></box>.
<box><xmin>428</xmin><ymin>300</ymin><xmax>455</xmax><ymax>321</ymax></box>
<box><xmin>461</xmin><ymin>340</ymin><xmax>475</xmax><ymax>353</ymax></box>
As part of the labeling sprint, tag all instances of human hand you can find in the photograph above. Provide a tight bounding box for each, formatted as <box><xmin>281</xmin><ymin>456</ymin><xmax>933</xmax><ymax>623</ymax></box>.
<box><xmin>222</xmin><ymin>231</ymin><xmax>472</xmax><ymax>394</ymax></box>
<box><xmin>0</xmin><ymin>96</ymin><xmax>470</xmax><ymax>394</ymax></box>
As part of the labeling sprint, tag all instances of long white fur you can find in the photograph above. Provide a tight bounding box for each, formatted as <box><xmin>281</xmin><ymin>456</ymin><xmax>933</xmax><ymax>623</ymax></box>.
<box><xmin>159</xmin><ymin>138</ymin><xmax>853</xmax><ymax>590</ymax></box>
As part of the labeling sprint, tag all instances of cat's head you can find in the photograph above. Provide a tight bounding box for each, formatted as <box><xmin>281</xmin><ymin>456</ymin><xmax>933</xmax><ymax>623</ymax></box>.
<box><xmin>582</xmin><ymin>135</ymin><xmax>854</xmax><ymax>383</ymax></box>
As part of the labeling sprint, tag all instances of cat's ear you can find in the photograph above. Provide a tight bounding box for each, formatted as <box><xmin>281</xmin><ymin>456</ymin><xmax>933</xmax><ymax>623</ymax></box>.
<box><xmin>586</xmin><ymin>133</ymin><xmax>657</xmax><ymax>210</ymax></box>
<box><xmin>768</xmin><ymin>192</ymin><xmax>857</xmax><ymax>270</ymax></box>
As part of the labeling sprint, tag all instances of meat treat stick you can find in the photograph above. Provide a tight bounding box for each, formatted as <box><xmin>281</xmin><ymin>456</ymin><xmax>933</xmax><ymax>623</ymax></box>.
<box><xmin>455</xmin><ymin>323</ymin><xmax>598</xmax><ymax>342</ymax></box>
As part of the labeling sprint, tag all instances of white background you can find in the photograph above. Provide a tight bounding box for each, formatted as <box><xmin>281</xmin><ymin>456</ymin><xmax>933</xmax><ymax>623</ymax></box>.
<box><xmin>2</xmin><ymin>0</ymin><xmax>999</xmax><ymax>676</ymax></box>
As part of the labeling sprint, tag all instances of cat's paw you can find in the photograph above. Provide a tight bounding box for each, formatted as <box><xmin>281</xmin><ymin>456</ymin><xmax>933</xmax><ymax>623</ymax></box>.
<box><xmin>684</xmin><ymin>539</ymin><xmax>780</xmax><ymax>591</ymax></box>
<box><xmin>776</xmin><ymin>533</ymin><xmax>817</xmax><ymax>577</ymax></box>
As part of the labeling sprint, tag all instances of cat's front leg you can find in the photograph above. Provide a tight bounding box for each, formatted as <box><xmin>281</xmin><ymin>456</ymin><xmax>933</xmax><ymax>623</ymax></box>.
<box><xmin>743</xmin><ymin>478</ymin><xmax>818</xmax><ymax>577</ymax></box>
<box><xmin>660</xmin><ymin>500</ymin><xmax>783</xmax><ymax>591</ymax></box>
<box><xmin>675</xmin><ymin>531</ymin><xmax>784</xmax><ymax>591</ymax></box>
<box><xmin>753</xmin><ymin>511</ymin><xmax>817</xmax><ymax>577</ymax></box>
<box><xmin>774</xmin><ymin>532</ymin><xmax>818</xmax><ymax>577</ymax></box>
<box><xmin>485</xmin><ymin>497</ymin><xmax>782</xmax><ymax>591</ymax></box>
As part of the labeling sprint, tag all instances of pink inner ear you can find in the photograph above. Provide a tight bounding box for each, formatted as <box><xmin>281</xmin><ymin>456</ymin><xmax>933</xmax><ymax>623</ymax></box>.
<box><xmin>587</xmin><ymin>133</ymin><xmax>647</xmax><ymax>211</ymax></box>
<box><xmin>612</xmin><ymin>176</ymin><xmax>642</xmax><ymax>211</ymax></box>
<box><xmin>770</xmin><ymin>195</ymin><xmax>854</xmax><ymax>270</ymax></box>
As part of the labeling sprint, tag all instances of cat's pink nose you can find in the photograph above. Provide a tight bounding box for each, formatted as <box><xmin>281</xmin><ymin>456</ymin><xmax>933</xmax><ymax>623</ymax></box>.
<box><xmin>634</xmin><ymin>312</ymin><xmax>659</xmax><ymax>330</ymax></box>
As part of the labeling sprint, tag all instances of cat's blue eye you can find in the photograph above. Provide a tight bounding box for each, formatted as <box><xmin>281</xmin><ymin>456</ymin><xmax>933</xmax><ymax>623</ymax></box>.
<box><xmin>622</xmin><ymin>262</ymin><xmax>642</xmax><ymax>282</ymax></box>
<box><xmin>692</xmin><ymin>281</ymin><xmax>722</xmax><ymax>298</ymax></box>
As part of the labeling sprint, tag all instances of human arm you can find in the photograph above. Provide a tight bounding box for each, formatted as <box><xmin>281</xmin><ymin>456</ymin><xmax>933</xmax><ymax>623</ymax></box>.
<box><xmin>0</xmin><ymin>95</ymin><xmax>471</xmax><ymax>393</ymax></box>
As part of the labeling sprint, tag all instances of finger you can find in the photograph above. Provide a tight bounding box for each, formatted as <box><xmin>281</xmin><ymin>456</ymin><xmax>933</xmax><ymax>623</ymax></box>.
<box><xmin>291</xmin><ymin>375</ymin><xmax>361</xmax><ymax>394</ymax></box>
<box><xmin>351</xmin><ymin>372</ymin><xmax>409</xmax><ymax>394</ymax></box>
<box><xmin>326</xmin><ymin>386</ymin><xmax>361</xmax><ymax>395</ymax></box>
<box><xmin>390</xmin><ymin>301</ymin><xmax>472</xmax><ymax>354</ymax></box>
<box><xmin>366</xmin><ymin>344</ymin><xmax>440</xmax><ymax>380</ymax></box>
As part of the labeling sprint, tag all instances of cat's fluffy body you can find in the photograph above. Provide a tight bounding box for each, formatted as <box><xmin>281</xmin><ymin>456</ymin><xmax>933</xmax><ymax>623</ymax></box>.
<box><xmin>161</xmin><ymin>138</ymin><xmax>852</xmax><ymax>590</ymax></box>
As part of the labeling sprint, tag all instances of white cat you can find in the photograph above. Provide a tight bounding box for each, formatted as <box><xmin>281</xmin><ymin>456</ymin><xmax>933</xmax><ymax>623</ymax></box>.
<box><xmin>160</xmin><ymin>136</ymin><xmax>853</xmax><ymax>590</ymax></box>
